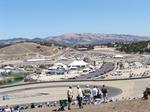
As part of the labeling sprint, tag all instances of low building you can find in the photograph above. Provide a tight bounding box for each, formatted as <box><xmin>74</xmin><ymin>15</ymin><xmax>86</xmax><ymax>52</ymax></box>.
<box><xmin>69</xmin><ymin>60</ymin><xmax>88</xmax><ymax>70</ymax></box>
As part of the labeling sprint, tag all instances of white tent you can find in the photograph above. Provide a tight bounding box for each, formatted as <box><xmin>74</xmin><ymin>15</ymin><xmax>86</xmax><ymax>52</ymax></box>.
<box><xmin>4</xmin><ymin>66</ymin><xmax>14</xmax><ymax>70</ymax></box>
<box><xmin>115</xmin><ymin>69</ymin><xmax>122</xmax><ymax>75</ymax></box>
<box><xmin>54</xmin><ymin>63</ymin><xmax>68</xmax><ymax>70</ymax></box>
<box><xmin>59</xmin><ymin>57</ymin><xmax>68</xmax><ymax>60</ymax></box>
<box><xmin>114</xmin><ymin>55</ymin><xmax>124</xmax><ymax>58</ymax></box>
<box><xmin>48</xmin><ymin>66</ymin><xmax>58</xmax><ymax>70</ymax></box>
<box><xmin>89</xmin><ymin>65</ymin><xmax>95</xmax><ymax>69</ymax></box>
<box><xmin>54</xmin><ymin>63</ymin><xmax>67</xmax><ymax>67</ymax></box>
<box><xmin>69</xmin><ymin>60</ymin><xmax>88</xmax><ymax>67</ymax></box>
<box><xmin>27</xmin><ymin>58</ymin><xmax>47</xmax><ymax>62</ymax></box>
<box><xmin>116</xmin><ymin>69</ymin><xmax>122</xmax><ymax>72</ymax></box>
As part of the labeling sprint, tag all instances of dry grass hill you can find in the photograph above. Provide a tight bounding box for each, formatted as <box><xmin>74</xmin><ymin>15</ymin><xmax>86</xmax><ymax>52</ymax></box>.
<box><xmin>23</xmin><ymin>99</ymin><xmax>150</xmax><ymax>112</ymax></box>
<box><xmin>46</xmin><ymin>33</ymin><xmax>150</xmax><ymax>46</ymax></box>
<box><xmin>0</xmin><ymin>42</ymin><xmax>66</xmax><ymax>60</ymax></box>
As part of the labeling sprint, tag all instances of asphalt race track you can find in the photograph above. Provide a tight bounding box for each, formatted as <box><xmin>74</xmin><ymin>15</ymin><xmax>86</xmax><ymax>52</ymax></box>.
<box><xmin>0</xmin><ymin>77</ymin><xmax>150</xmax><ymax>106</ymax></box>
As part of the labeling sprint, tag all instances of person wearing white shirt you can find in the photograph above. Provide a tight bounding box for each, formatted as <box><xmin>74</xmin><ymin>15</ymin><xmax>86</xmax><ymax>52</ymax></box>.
<box><xmin>92</xmin><ymin>86</ymin><xmax>98</xmax><ymax>101</ymax></box>
<box><xmin>4</xmin><ymin>105</ymin><xmax>12</xmax><ymax>112</ymax></box>
<box><xmin>77</xmin><ymin>85</ymin><xmax>83</xmax><ymax>108</ymax></box>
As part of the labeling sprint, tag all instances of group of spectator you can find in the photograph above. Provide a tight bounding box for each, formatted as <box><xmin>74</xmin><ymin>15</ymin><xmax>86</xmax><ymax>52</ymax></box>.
<box><xmin>0</xmin><ymin>105</ymin><xmax>14</xmax><ymax>112</ymax></box>
<box><xmin>0</xmin><ymin>102</ymin><xmax>58</xmax><ymax>112</ymax></box>
<box><xmin>67</xmin><ymin>84</ymin><xmax>108</xmax><ymax>110</ymax></box>
<box><xmin>0</xmin><ymin>85</ymin><xmax>108</xmax><ymax>112</ymax></box>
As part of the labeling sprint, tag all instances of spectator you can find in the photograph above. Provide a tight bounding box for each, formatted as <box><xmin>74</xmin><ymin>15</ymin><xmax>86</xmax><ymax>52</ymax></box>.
<box><xmin>143</xmin><ymin>90</ymin><xmax>148</xmax><ymax>100</ymax></box>
<box><xmin>77</xmin><ymin>85</ymin><xmax>83</xmax><ymax>109</ymax></box>
<box><xmin>14</xmin><ymin>105</ymin><xmax>20</xmax><ymax>112</ymax></box>
<box><xmin>31</xmin><ymin>103</ymin><xmax>35</xmax><ymax>108</ymax></box>
<box><xmin>84</xmin><ymin>85</ymin><xmax>92</xmax><ymax>104</ymax></box>
<box><xmin>146</xmin><ymin>87</ymin><xmax>150</xmax><ymax>95</ymax></box>
<box><xmin>4</xmin><ymin>105</ymin><xmax>11</xmax><ymax>112</ymax></box>
<box><xmin>92</xmin><ymin>86</ymin><xmax>98</xmax><ymax>102</ymax></box>
<box><xmin>101</xmin><ymin>85</ymin><xmax>108</xmax><ymax>103</ymax></box>
<box><xmin>67</xmin><ymin>85</ymin><xmax>73</xmax><ymax>110</ymax></box>
<box><xmin>96</xmin><ymin>86</ymin><xmax>102</xmax><ymax>99</ymax></box>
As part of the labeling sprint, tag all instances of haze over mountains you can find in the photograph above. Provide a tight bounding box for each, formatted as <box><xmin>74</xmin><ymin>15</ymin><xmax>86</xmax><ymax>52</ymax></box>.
<box><xmin>1</xmin><ymin>33</ymin><xmax>150</xmax><ymax>47</ymax></box>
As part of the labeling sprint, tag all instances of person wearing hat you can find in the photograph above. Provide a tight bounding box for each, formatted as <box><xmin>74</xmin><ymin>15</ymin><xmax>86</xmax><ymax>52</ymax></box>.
<box><xmin>77</xmin><ymin>85</ymin><xmax>83</xmax><ymax>109</ymax></box>
<box><xmin>67</xmin><ymin>85</ymin><xmax>73</xmax><ymax>110</ymax></box>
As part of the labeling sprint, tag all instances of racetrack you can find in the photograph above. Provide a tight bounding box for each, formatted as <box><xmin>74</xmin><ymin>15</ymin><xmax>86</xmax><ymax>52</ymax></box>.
<box><xmin>0</xmin><ymin>77</ymin><xmax>150</xmax><ymax>106</ymax></box>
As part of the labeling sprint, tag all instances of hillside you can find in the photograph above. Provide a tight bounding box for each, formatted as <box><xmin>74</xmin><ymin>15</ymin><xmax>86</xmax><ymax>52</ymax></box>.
<box><xmin>23</xmin><ymin>99</ymin><xmax>150</xmax><ymax>112</ymax></box>
<box><xmin>46</xmin><ymin>33</ymin><xmax>150</xmax><ymax>46</ymax></box>
<box><xmin>0</xmin><ymin>33</ymin><xmax>150</xmax><ymax>47</ymax></box>
<box><xmin>0</xmin><ymin>42</ymin><xmax>66</xmax><ymax>60</ymax></box>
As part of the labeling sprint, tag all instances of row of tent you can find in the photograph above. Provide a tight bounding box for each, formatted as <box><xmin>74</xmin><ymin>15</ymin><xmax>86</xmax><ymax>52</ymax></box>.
<box><xmin>48</xmin><ymin>60</ymin><xmax>89</xmax><ymax>70</ymax></box>
<box><xmin>46</xmin><ymin>60</ymin><xmax>94</xmax><ymax>75</ymax></box>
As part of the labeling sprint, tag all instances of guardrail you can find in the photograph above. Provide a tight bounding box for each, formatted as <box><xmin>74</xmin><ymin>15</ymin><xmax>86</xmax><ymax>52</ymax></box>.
<box><xmin>0</xmin><ymin>76</ymin><xmax>150</xmax><ymax>89</ymax></box>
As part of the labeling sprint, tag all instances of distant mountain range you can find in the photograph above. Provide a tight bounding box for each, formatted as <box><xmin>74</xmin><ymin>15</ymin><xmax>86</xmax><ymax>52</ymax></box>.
<box><xmin>1</xmin><ymin>33</ymin><xmax>150</xmax><ymax>47</ymax></box>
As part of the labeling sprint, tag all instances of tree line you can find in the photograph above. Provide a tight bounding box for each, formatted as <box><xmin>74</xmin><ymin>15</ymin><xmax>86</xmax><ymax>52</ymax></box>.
<box><xmin>114</xmin><ymin>41</ymin><xmax>150</xmax><ymax>53</ymax></box>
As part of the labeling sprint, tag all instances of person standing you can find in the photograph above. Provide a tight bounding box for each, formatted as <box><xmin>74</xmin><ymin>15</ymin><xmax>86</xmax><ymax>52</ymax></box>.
<box><xmin>143</xmin><ymin>90</ymin><xmax>148</xmax><ymax>100</ymax></box>
<box><xmin>96</xmin><ymin>86</ymin><xmax>102</xmax><ymax>99</ymax></box>
<box><xmin>77</xmin><ymin>85</ymin><xmax>83</xmax><ymax>109</ymax></box>
<box><xmin>101</xmin><ymin>85</ymin><xmax>108</xmax><ymax>103</ymax></box>
<box><xmin>67</xmin><ymin>85</ymin><xmax>73</xmax><ymax>110</ymax></box>
<box><xmin>92</xmin><ymin>86</ymin><xmax>98</xmax><ymax>102</ymax></box>
<box><xmin>84</xmin><ymin>85</ymin><xmax>92</xmax><ymax>104</ymax></box>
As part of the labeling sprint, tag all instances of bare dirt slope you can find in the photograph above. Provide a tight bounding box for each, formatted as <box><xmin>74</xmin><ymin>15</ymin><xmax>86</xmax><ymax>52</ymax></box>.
<box><xmin>0</xmin><ymin>42</ymin><xmax>66</xmax><ymax>60</ymax></box>
<box><xmin>23</xmin><ymin>99</ymin><xmax>150</xmax><ymax>112</ymax></box>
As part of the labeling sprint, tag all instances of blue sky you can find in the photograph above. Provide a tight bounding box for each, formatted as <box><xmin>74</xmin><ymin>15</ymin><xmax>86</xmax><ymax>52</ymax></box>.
<box><xmin>0</xmin><ymin>0</ymin><xmax>150</xmax><ymax>39</ymax></box>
